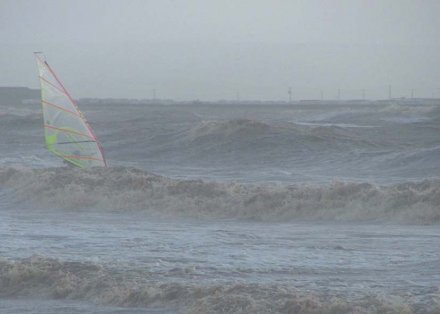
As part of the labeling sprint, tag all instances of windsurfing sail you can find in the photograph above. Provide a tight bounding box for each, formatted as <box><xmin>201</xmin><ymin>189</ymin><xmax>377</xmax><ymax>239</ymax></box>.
<box><xmin>34</xmin><ymin>52</ymin><xmax>106</xmax><ymax>168</ymax></box>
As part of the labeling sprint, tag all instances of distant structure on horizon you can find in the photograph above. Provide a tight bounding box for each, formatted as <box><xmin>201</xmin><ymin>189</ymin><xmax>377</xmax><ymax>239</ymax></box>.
<box><xmin>0</xmin><ymin>86</ymin><xmax>39</xmax><ymax>105</ymax></box>
<box><xmin>2</xmin><ymin>85</ymin><xmax>440</xmax><ymax>105</ymax></box>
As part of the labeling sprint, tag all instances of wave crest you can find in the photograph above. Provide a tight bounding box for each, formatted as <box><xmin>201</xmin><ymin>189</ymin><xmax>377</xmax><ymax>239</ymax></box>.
<box><xmin>1</xmin><ymin>166</ymin><xmax>440</xmax><ymax>223</ymax></box>
<box><xmin>0</xmin><ymin>255</ymin><xmax>435</xmax><ymax>313</ymax></box>
<box><xmin>188</xmin><ymin>119</ymin><xmax>270</xmax><ymax>139</ymax></box>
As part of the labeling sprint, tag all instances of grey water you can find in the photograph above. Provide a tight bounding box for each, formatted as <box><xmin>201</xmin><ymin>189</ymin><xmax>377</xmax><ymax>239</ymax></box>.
<box><xmin>1</xmin><ymin>100</ymin><xmax>440</xmax><ymax>313</ymax></box>
<box><xmin>0</xmin><ymin>299</ymin><xmax>172</xmax><ymax>314</ymax></box>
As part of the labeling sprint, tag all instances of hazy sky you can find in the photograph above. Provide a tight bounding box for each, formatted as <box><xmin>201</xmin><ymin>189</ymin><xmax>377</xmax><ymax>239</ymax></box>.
<box><xmin>1</xmin><ymin>0</ymin><xmax>440</xmax><ymax>100</ymax></box>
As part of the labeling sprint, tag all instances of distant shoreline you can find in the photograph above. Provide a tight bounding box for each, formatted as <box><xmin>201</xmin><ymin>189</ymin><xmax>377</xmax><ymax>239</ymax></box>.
<box><xmin>2</xmin><ymin>86</ymin><xmax>440</xmax><ymax>106</ymax></box>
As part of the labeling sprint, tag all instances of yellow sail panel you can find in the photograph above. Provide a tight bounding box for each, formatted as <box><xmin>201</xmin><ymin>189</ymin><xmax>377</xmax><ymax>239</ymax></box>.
<box><xmin>34</xmin><ymin>53</ymin><xmax>106</xmax><ymax>168</ymax></box>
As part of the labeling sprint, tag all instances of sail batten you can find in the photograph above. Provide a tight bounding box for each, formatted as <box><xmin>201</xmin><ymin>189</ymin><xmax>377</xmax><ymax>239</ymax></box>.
<box><xmin>35</xmin><ymin>53</ymin><xmax>107</xmax><ymax>168</ymax></box>
<box><xmin>43</xmin><ymin>124</ymin><xmax>95</xmax><ymax>140</ymax></box>
<box><xmin>39</xmin><ymin>76</ymin><xmax>67</xmax><ymax>95</ymax></box>
<box><xmin>42</xmin><ymin>100</ymin><xmax>82</xmax><ymax>117</ymax></box>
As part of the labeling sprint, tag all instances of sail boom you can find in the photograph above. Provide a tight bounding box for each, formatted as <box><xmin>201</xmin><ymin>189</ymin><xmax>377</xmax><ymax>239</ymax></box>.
<box><xmin>57</xmin><ymin>140</ymin><xmax>97</xmax><ymax>145</ymax></box>
<box><xmin>63</xmin><ymin>155</ymin><xmax>105</xmax><ymax>161</ymax></box>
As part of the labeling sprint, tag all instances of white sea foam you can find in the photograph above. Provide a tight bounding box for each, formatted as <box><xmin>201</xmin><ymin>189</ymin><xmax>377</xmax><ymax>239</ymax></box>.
<box><xmin>1</xmin><ymin>166</ymin><xmax>439</xmax><ymax>223</ymax></box>
<box><xmin>0</xmin><ymin>255</ymin><xmax>434</xmax><ymax>313</ymax></box>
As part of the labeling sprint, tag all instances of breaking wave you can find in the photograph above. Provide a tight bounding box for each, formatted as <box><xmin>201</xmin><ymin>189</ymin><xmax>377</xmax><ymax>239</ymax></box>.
<box><xmin>0</xmin><ymin>255</ymin><xmax>436</xmax><ymax>313</ymax></box>
<box><xmin>162</xmin><ymin>118</ymin><xmax>384</xmax><ymax>168</ymax></box>
<box><xmin>187</xmin><ymin>119</ymin><xmax>271</xmax><ymax>138</ymax></box>
<box><xmin>184</xmin><ymin>118</ymin><xmax>374</xmax><ymax>146</ymax></box>
<box><xmin>1</xmin><ymin>166</ymin><xmax>439</xmax><ymax>223</ymax></box>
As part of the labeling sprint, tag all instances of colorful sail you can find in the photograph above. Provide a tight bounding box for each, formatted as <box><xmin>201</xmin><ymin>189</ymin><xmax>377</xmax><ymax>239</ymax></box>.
<box><xmin>34</xmin><ymin>52</ymin><xmax>106</xmax><ymax>168</ymax></box>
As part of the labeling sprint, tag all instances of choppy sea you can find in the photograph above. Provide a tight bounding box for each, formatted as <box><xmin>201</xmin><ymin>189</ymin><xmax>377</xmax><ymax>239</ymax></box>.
<box><xmin>1</xmin><ymin>100</ymin><xmax>440</xmax><ymax>313</ymax></box>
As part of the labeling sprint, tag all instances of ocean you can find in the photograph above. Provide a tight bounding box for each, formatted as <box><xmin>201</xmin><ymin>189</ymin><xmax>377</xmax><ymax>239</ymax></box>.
<box><xmin>1</xmin><ymin>99</ymin><xmax>439</xmax><ymax>313</ymax></box>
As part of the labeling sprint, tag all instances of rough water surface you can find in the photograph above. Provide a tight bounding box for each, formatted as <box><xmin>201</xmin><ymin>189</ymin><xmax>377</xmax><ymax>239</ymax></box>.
<box><xmin>1</xmin><ymin>100</ymin><xmax>440</xmax><ymax>313</ymax></box>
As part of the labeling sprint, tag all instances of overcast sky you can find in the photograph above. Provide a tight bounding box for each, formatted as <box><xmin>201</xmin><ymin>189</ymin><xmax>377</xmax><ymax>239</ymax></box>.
<box><xmin>1</xmin><ymin>0</ymin><xmax>440</xmax><ymax>100</ymax></box>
